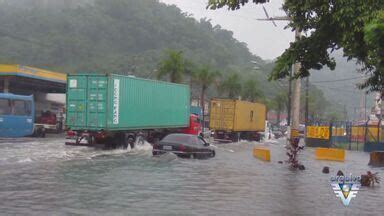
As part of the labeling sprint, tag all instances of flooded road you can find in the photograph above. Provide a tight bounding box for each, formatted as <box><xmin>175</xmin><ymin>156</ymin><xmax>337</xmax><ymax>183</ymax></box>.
<box><xmin>0</xmin><ymin>136</ymin><xmax>383</xmax><ymax>215</ymax></box>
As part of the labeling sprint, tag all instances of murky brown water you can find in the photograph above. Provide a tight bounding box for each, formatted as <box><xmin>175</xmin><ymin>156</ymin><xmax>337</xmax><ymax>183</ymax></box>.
<box><xmin>0</xmin><ymin>136</ymin><xmax>383</xmax><ymax>215</ymax></box>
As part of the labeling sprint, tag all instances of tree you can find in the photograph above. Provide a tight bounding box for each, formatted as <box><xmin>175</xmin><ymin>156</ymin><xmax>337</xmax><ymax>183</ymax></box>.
<box><xmin>271</xmin><ymin>92</ymin><xmax>287</xmax><ymax>125</ymax></box>
<box><xmin>192</xmin><ymin>66</ymin><xmax>220</xmax><ymax>129</ymax></box>
<box><xmin>219</xmin><ymin>72</ymin><xmax>242</xmax><ymax>98</ymax></box>
<box><xmin>157</xmin><ymin>50</ymin><xmax>189</xmax><ymax>83</ymax></box>
<box><xmin>207</xmin><ymin>0</ymin><xmax>384</xmax><ymax>93</ymax></box>
<box><xmin>299</xmin><ymin>86</ymin><xmax>331</xmax><ymax>122</ymax></box>
<box><xmin>362</xmin><ymin>11</ymin><xmax>384</xmax><ymax>92</ymax></box>
<box><xmin>241</xmin><ymin>79</ymin><xmax>264</xmax><ymax>102</ymax></box>
<box><xmin>207</xmin><ymin>0</ymin><xmax>269</xmax><ymax>10</ymax></box>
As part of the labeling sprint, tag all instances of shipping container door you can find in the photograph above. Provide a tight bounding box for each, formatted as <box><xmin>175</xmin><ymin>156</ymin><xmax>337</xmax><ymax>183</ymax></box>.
<box><xmin>210</xmin><ymin>100</ymin><xmax>235</xmax><ymax>131</ymax></box>
<box><xmin>66</xmin><ymin>76</ymin><xmax>88</xmax><ymax>127</ymax></box>
<box><xmin>86</xmin><ymin>76</ymin><xmax>108</xmax><ymax>128</ymax></box>
<box><xmin>234</xmin><ymin>101</ymin><xmax>256</xmax><ymax>131</ymax></box>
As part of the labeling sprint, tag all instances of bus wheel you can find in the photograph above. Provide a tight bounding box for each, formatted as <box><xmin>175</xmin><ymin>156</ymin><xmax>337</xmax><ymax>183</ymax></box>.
<box><xmin>35</xmin><ymin>127</ymin><xmax>46</xmax><ymax>138</ymax></box>
<box><xmin>40</xmin><ymin>129</ymin><xmax>46</xmax><ymax>138</ymax></box>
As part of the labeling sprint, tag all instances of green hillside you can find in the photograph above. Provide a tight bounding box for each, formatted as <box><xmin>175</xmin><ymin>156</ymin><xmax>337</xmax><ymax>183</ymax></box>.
<box><xmin>310</xmin><ymin>51</ymin><xmax>374</xmax><ymax>120</ymax></box>
<box><xmin>0</xmin><ymin>0</ymin><xmax>343</xmax><ymax>120</ymax></box>
<box><xmin>0</xmin><ymin>0</ymin><xmax>256</xmax><ymax>74</ymax></box>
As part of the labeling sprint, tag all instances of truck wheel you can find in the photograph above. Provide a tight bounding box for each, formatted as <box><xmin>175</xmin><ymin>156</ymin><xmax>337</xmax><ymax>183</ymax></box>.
<box><xmin>231</xmin><ymin>133</ymin><xmax>239</xmax><ymax>142</ymax></box>
<box><xmin>112</xmin><ymin>133</ymin><xmax>126</xmax><ymax>149</ymax></box>
<box><xmin>121</xmin><ymin>133</ymin><xmax>135</xmax><ymax>149</ymax></box>
<box><xmin>125</xmin><ymin>135</ymin><xmax>135</xmax><ymax>150</ymax></box>
<box><xmin>136</xmin><ymin>135</ymin><xmax>145</xmax><ymax>146</ymax></box>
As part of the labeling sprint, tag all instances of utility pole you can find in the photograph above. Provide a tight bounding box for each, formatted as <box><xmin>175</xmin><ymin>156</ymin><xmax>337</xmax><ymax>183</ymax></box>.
<box><xmin>257</xmin><ymin>9</ymin><xmax>302</xmax><ymax>131</ymax></box>
<box><xmin>364</xmin><ymin>93</ymin><xmax>367</xmax><ymax>121</ymax></box>
<box><xmin>257</xmin><ymin>3</ymin><xmax>304</xmax><ymax>169</ymax></box>
<box><xmin>291</xmin><ymin>28</ymin><xmax>302</xmax><ymax>130</ymax></box>
<box><xmin>305</xmin><ymin>76</ymin><xmax>309</xmax><ymax>125</ymax></box>
<box><xmin>291</xmin><ymin>66</ymin><xmax>301</xmax><ymax>129</ymax></box>
<box><xmin>287</xmin><ymin>65</ymin><xmax>293</xmax><ymax>126</ymax></box>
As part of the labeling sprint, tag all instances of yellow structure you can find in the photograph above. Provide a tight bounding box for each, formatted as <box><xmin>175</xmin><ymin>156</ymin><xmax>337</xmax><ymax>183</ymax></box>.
<box><xmin>291</xmin><ymin>128</ymin><xmax>300</xmax><ymax>138</ymax></box>
<box><xmin>315</xmin><ymin>148</ymin><xmax>345</xmax><ymax>162</ymax></box>
<box><xmin>351</xmin><ymin>126</ymin><xmax>365</xmax><ymax>140</ymax></box>
<box><xmin>253</xmin><ymin>147</ymin><xmax>270</xmax><ymax>162</ymax></box>
<box><xmin>332</xmin><ymin>127</ymin><xmax>346</xmax><ymax>136</ymax></box>
<box><xmin>0</xmin><ymin>64</ymin><xmax>66</xmax><ymax>83</ymax></box>
<box><xmin>209</xmin><ymin>99</ymin><xmax>266</xmax><ymax>132</ymax></box>
<box><xmin>0</xmin><ymin>64</ymin><xmax>66</xmax><ymax>93</ymax></box>
<box><xmin>306</xmin><ymin>126</ymin><xmax>330</xmax><ymax>140</ymax></box>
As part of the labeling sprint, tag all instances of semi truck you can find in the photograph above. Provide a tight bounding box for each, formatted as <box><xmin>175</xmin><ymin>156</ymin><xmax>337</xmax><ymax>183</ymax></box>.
<box><xmin>65</xmin><ymin>74</ymin><xmax>202</xmax><ymax>148</ymax></box>
<box><xmin>209</xmin><ymin>99</ymin><xmax>266</xmax><ymax>142</ymax></box>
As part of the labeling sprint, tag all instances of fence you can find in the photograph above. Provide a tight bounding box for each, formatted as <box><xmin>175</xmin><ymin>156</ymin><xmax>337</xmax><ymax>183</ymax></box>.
<box><xmin>363</xmin><ymin>120</ymin><xmax>384</xmax><ymax>152</ymax></box>
<box><xmin>331</xmin><ymin>121</ymin><xmax>361</xmax><ymax>151</ymax></box>
<box><xmin>305</xmin><ymin>120</ymin><xmax>384</xmax><ymax>152</ymax></box>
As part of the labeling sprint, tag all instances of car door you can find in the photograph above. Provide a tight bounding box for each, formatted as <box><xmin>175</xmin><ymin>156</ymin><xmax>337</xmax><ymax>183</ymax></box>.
<box><xmin>195</xmin><ymin>137</ymin><xmax>212</xmax><ymax>156</ymax></box>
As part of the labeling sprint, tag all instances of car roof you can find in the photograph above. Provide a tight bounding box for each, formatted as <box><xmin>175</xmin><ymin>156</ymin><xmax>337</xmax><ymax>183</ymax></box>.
<box><xmin>165</xmin><ymin>133</ymin><xmax>197</xmax><ymax>138</ymax></box>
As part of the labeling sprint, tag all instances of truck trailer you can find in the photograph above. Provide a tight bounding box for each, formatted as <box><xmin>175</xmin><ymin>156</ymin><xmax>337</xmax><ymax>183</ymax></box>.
<box><xmin>65</xmin><ymin>74</ymin><xmax>201</xmax><ymax>148</ymax></box>
<box><xmin>209</xmin><ymin>99</ymin><xmax>266</xmax><ymax>142</ymax></box>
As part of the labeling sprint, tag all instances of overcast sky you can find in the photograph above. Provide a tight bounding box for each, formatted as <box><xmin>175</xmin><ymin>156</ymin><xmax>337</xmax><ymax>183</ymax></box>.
<box><xmin>160</xmin><ymin>0</ymin><xmax>294</xmax><ymax>60</ymax></box>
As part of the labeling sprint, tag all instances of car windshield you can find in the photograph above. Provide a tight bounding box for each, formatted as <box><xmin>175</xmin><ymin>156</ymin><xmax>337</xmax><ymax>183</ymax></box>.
<box><xmin>162</xmin><ymin>134</ymin><xmax>203</xmax><ymax>145</ymax></box>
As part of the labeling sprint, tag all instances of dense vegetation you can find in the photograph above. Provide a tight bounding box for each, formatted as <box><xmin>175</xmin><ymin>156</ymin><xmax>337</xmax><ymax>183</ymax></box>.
<box><xmin>0</xmin><ymin>0</ymin><xmax>342</xmax><ymax>121</ymax></box>
<box><xmin>0</xmin><ymin>0</ymin><xmax>255</xmax><ymax>75</ymax></box>
<box><xmin>208</xmin><ymin>0</ymin><xmax>384</xmax><ymax>93</ymax></box>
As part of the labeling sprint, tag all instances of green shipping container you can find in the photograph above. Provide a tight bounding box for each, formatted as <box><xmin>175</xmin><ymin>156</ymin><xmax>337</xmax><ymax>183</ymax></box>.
<box><xmin>66</xmin><ymin>74</ymin><xmax>190</xmax><ymax>131</ymax></box>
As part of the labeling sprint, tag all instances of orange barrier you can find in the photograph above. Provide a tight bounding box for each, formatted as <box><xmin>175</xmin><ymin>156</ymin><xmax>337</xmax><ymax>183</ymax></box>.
<box><xmin>253</xmin><ymin>147</ymin><xmax>270</xmax><ymax>162</ymax></box>
<box><xmin>315</xmin><ymin>148</ymin><xmax>345</xmax><ymax>162</ymax></box>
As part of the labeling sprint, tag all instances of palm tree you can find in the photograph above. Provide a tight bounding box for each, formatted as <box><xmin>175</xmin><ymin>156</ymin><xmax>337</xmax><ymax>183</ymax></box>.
<box><xmin>241</xmin><ymin>79</ymin><xmax>264</xmax><ymax>102</ymax></box>
<box><xmin>192</xmin><ymin>66</ymin><xmax>220</xmax><ymax>130</ymax></box>
<box><xmin>219</xmin><ymin>73</ymin><xmax>242</xmax><ymax>98</ymax></box>
<box><xmin>270</xmin><ymin>92</ymin><xmax>288</xmax><ymax>125</ymax></box>
<box><xmin>157</xmin><ymin>50</ymin><xmax>189</xmax><ymax>83</ymax></box>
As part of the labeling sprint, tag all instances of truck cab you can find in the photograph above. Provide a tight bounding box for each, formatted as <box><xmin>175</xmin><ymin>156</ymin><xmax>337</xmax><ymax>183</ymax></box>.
<box><xmin>182</xmin><ymin>114</ymin><xmax>201</xmax><ymax>135</ymax></box>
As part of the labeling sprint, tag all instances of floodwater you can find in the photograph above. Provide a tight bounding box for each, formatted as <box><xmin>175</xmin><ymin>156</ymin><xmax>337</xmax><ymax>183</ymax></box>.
<box><xmin>0</xmin><ymin>136</ymin><xmax>383</xmax><ymax>216</ymax></box>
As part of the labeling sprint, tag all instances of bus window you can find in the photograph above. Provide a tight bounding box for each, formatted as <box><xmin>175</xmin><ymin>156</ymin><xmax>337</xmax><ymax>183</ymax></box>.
<box><xmin>0</xmin><ymin>99</ymin><xmax>11</xmax><ymax>115</ymax></box>
<box><xmin>25</xmin><ymin>101</ymin><xmax>32</xmax><ymax>115</ymax></box>
<box><xmin>13</xmin><ymin>100</ymin><xmax>32</xmax><ymax>116</ymax></box>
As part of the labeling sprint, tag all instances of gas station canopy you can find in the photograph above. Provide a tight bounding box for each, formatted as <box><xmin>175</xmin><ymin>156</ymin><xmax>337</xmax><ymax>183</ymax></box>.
<box><xmin>0</xmin><ymin>64</ymin><xmax>67</xmax><ymax>94</ymax></box>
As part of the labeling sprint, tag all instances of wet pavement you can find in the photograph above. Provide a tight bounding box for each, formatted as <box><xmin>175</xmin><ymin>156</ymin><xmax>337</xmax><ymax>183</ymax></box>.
<box><xmin>0</xmin><ymin>136</ymin><xmax>383</xmax><ymax>215</ymax></box>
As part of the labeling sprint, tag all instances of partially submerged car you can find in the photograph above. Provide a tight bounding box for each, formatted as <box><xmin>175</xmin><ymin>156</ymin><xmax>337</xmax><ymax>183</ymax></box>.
<box><xmin>152</xmin><ymin>133</ymin><xmax>215</xmax><ymax>159</ymax></box>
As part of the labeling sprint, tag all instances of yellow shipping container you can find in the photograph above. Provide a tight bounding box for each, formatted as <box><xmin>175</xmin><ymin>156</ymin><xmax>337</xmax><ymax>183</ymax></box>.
<box><xmin>209</xmin><ymin>99</ymin><xmax>266</xmax><ymax>132</ymax></box>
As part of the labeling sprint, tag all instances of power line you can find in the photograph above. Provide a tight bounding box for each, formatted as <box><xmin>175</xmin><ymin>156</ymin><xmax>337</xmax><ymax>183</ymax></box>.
<box><xmin>312</xmin><ymin>76</ymin><xmax>366</xmax><ymax>83</ymax></box>
<box><xmin>313</xmin><ymin>85</ymin><xmax>361</xmax><ymax>94</ymax></box>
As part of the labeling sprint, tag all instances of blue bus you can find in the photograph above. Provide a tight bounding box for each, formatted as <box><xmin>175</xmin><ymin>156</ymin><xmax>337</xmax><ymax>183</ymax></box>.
<box><xmin>0</xmin><ymin>93</ymin><xmax>35</xmax><ymax>137</ymax></box>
